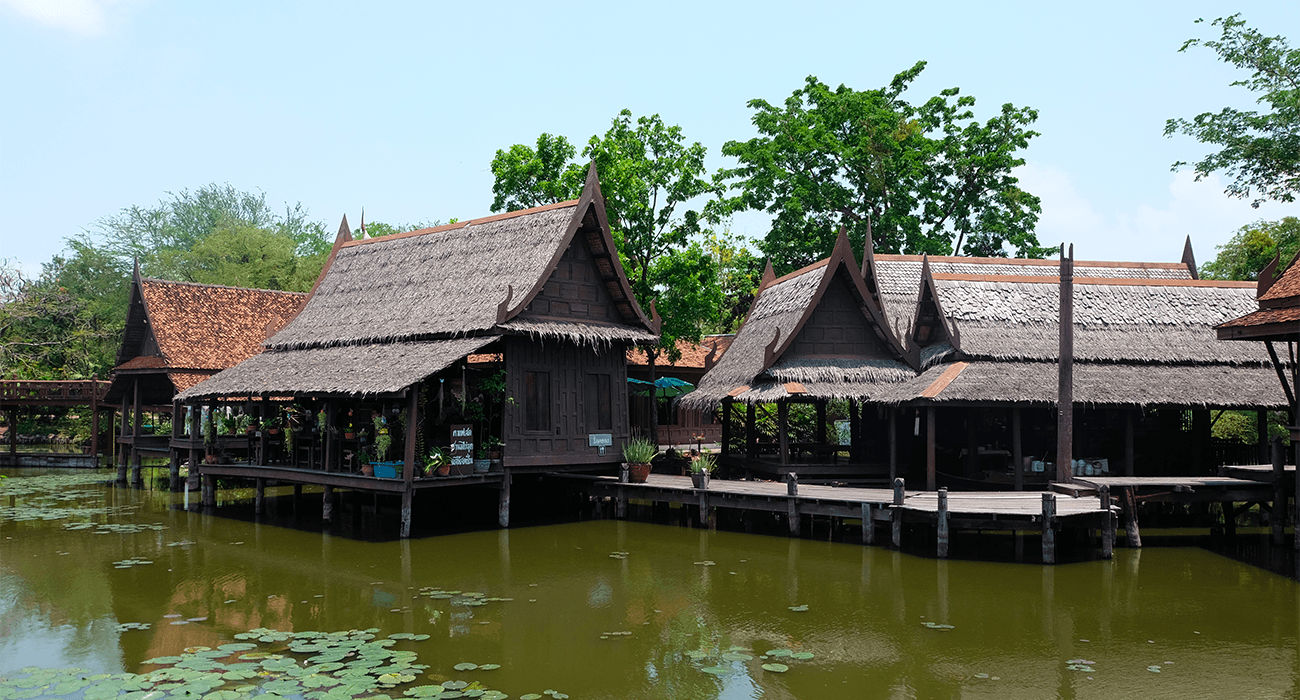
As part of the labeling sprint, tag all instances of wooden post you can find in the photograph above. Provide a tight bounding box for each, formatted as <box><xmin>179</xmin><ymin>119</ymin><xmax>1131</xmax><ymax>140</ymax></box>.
<box><xmin>937</xmin><ymin>487</ymin><xmax>949</xmax><ymax>558</ymax></box>
<box><xmin>323</xmin><ymin>401</ymin><xmax>336</xmax><ymax>473</ymax></box>
<box><xmin>90</xmin><ymin>374</ymin><xmax>100</xmax><ymax>467</ymax></box>
<box><xmin>1122</xmin><ymin>486</ymin><xmax>1142</xmax><ymax>548</ymax></box>
<box><xmin>721</xmin><ymin>398</ymin><xmax>732</xmax><ymax>457</ymax></box>
<box><xmin>1272</xmin><ymin>437</ymin><xmax>1286</xmax><ymax>546</ymax></box>
<box><xmin>1012</xmin><ymin>407</ymin><xmax>1024</xmax><ymax>491</ymax></box>
<box><xmin>255</xmin><ymin>478</ymin><xmax>265</xmax><ymax>515</ymax></box>
<box><xmin>778</xmin><ymin>401</ymin><xmax>790</xmax><ymax>465</ymax></box>
<box><xmin>1042</xmin><ymin>492</ymin><xmax>1057</xmax><ymax>565</ymax></box>
<box><xmin>169</xmin><ymin>398</ymin><xmax>182</xmax><ymax>491</ymax></box>
<box><xmin>861</xmin><ymin>502</ymin><xmax>874</xmax><ymax>545</ymax></box>
<box><xmin>202</xmin><ymin>474</ymin><xmax>215</xmax><ymax>508</ymax></box>
<box><xmin>1125</xmin><ymin>410</ymin><xmax>1136</xmax><ymax>476</ymax></box>
<box><xmin>1194</xmin><ymin>409</ymin><xmax>1211</xmax><ymax>475</ymax></box>
<box><xmin>188</xmin><ymin>403</ymin><xmax>200</xmax><ymax>488</ymax></box>
<box><xmin>888</xmin><ymin>409</ymin><xmax>897</xmax><ymax>483</ymax></box>
<box><xmin>926</xmin><ymin>407</ymin><xmax>936</xmax><ymax>491</ymax></box>
<box><xmin>403</xmin><ymin>389</ymin><xmax>418</xmax><ymax>483</ymax></box>
<box><xmin>1258</xmin><ymin>409</ymin><xmax>1269</xmax><ymax>464</ymax></box>
<box><xmin>698</xmin><ymin>490</ymin><xmax>712</xmax><ymax>531</ymax></box>
<box><xmin>786</xmin><ymin>473</ymin><xmax>799</xmax><ymax>536</ymax></box>
<box><xmin>816</xmin><ymin>400</ymin><xmax>827</xmax><ymax>449</ymax></box>
<box><xmin>400</xmin><ymin>487</ymin><xmax>413</xmax><ymax>539</ymax></box>
<box><xmin>322</xmin><ymin>484</ymin><xmax>334</xmax><ymax>523</ymax></box>
<box><xmin>130</xmin><ymin>379</ymin><xmax>142</xmax><ymax>485</ymax></box>
<box><xmin>1099</xmin><ymin>485</ymin><xmax>1114</xmax><ymax>559</ymax></box>
<box><xmin>849</xmin><ymin>399</ymin><xmax>861</xmax><ymax>463</ymax></box>
<box><xmin>117</xmin><ymin>394</ymin><xmax>129</xmax><ymax>482</ymax></box>
<box><xmin>1057</xmin><ymin>243</ymin><xmax>1075</xmax><ymax>483</ymax></box>
<box><xmin>499</xmin><ymin>470</ymin><xmax>512</xmax><ymax>528</ymax></box>
<box><xmin>745</xmin><ymin>403</ymin><xmax>757</xmax><ymax>459</ymax></box>
<box><xmin>964</xmin><ymin>416</ymin><xmax>978</xmax><ymax>478</ymax></box>
<box><xmin>891</xmin><ymin>478</ymin><xmax>905</xmax><ymax>548</ymax></box>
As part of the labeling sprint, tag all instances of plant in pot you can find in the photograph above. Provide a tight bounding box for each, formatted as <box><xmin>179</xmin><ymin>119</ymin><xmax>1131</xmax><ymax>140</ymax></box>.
<box><xmin>373</xmin><ymin>414</ymin><xmax>391</xmax><ymax>461</ymax></box>
<box><xmin>359</xmin><ymin>448</ymin><xmax>374</xmax><ymax>476</ymax></box>
<box><xmin>485</xmin><ymin>436</ymin><xmax>503</xmax><ymax>470</ymax></box>
<box><xmin>622</xmin><ymin>437</ymin><xmax>657</xmax><ymax>483</ymax></box>
<box><xmin>263</xmin><ymin>416</ymin><xmax>282</xmax><ymax>435</ymax></box>
<box><xmin>219</xmin><ymin>414</ymin><xmax>238</xmax><ymax>436</ymax></box>
<box><xmin>474</xmin><ymin>445</ymin><xmax>492</xmax><ymax>473</ymax></box>
<box><xmin>689</xmin><ymin>451</ymin><xmax>716</xmax><ymax>489</ymax></box>
<box><xmin>425</xmin><ymin>447</ymin><xmax>449</xmax><ymax>477</ymax></box>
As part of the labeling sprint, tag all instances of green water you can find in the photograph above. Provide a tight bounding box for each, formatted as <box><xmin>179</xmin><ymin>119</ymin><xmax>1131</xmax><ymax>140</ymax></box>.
<box><xmin>2</xmin><ymin>468</ymin><xmax>1299</xmax><ymax>699</ymax></box>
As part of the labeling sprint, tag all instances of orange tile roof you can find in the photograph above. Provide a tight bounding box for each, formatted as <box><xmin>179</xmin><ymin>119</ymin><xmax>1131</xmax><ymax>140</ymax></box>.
<box><xmin>168</xmin><ymin>372</ymin><xmax>214</xmax><ymax>393</ymax></box>
<box><xmin>139</xmin><ymin>279</ymin><xmax>306</xmax><ymax>371</ymax></box>
<box><xmin>1260</xmin><ymin>259</ymin><xmax>1300</xmax><ymax>302</ymax></box>
<box><xmin>627</xmin><ymin>336</ymin><xmax>733</xmax><ymax>368</ymax></box>
<box><xmin>1217</xmin><ymin>305</ymin><xmax>1300</xmax><ymax>328</ymax></box>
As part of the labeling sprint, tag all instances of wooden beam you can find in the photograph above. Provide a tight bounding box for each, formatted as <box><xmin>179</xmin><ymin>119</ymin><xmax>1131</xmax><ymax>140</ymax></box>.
<box><xmin>1042</xmin><ymin>492</ymin><xmax>1057</xmax><ymax>564</ymax></box>
<box><xmin>745</xmin><ymin>403</ymin><xmax>757</xmax><ymax>460</ymax></box>
<box><xmin>1272</xmin><ymin>437</ymin><xmax>1286</xmax><ymax>546</ymax></box>
<box><xmin>1265</xmin><ymin>341</ymin><xmax>1296</xmax><ymax>409</ymax></box>
<box><xmin>778</xmin><ymin>401</ymin><xmax>790</xmax><ymax>465</ymax></box>
<box><xmin>887</xmin><ymin>409</ymin><xmax>897</xmax><ymax>483</ymax></box>
<box><xmin>1012</xmin><ymin>408</ymin><xmax>1023</xmax><ymax>491</ymax></box>
<box><xmin>1125</xmin><ymin>410</ymin><xmax>1136</xmax><ymax>477</ymax></box>
<box><xmin>937</xmin><ymin>488</ymin><xmax>949</xmax><ymax>558</ymax></box>
<box><xmin>926</xmin><ymin>407</ymin><xmax>936</xmax><ymax>491</ymax></box>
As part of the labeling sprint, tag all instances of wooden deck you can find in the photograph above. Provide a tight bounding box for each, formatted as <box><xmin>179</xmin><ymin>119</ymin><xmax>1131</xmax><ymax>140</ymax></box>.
<box><xmin>564</xmin><ymin>473</ymin><xmax>1117</xmax><ymax>563</ymax></box>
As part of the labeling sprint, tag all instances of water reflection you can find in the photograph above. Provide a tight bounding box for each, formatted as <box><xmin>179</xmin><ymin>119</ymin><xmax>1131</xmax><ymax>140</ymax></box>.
<box><xmin>1</xmin><ymin>467</ymin><xmax>1298</xmax><ymax>699</ymax></box>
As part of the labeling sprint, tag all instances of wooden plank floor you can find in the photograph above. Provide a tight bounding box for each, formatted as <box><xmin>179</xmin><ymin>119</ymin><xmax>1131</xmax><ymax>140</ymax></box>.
<box><xmin>902</xmin><ymin>491</ymin><xmax>1109</xmax><ymax>517</ymax></box>
<box><xmin>576</xmin><ymin>473</ymin><xmax>896</xmax><ymax>504</ymax></box>
<box><xmin>1074</xmin><ymin>475</ymin><xmax>1271</xmax><ymax>489</ymax></box>
<box><xmin>1219</xmin><ymin>464</ymin><xmax>1296</xmax><ymax>482</ymax></box>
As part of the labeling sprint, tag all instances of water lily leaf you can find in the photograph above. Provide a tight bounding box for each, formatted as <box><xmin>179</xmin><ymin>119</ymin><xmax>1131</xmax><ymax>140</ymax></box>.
<box><xmin>765</xmin><ymin>649</ymin><xmax>792</xmax><ymax>657</ymax></box>
<box><xmin>520</xmin><ymin>695</ymin><xmax>543</xmax><ymax>700</ymax></box>
<box><xmin>404</xmin><ymin>687</ymin><xmax>446</xmax><ymax>698</ymax></box>
<box><xmin>791</xmin><ymin>652</ymin><xmax>814</xmax><ymax>660</ymax></box>
<box><xmin>477</xmin><ymin>664</ymin><xmax>500</xmax><ymax>671</ymax></box>
<box><xmin>442</xmin><ymin>681</ymin><xmax>469</xmax><ymax>690</ymax></box>
<box><xmin>685</xmin><ymin>651</ymin><xmax>709</xmax><ymax>660</ymax></box>
<box><xmin>700</xmin><ymin>666</ymin><xmax>732</xmax><ymax>675</ymax></box>
<box><xmin>761</xmin><ymin>663</ymin><xmax>789</xmax><ymax>673</ymax></box>
<box><xmin>788</xmin><ymin>605</ymin><xmax>808</xmax><ymax>612</ymax></box>
<box><xmin>453</xmin><ymin>663</ymin><xmax>478</xmax><ymax>671</ymax></box>
<box><xmin>721</xmin><ymin>652</ymin><xmax>752</xmax><ymax>662</ymax></box>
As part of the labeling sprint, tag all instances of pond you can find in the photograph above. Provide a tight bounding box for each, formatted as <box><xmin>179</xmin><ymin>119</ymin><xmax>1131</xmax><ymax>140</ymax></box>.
<box><xmin>1</xmin><ymin>467</ymin><xmax>1297</xmax><ymax>699</ymax></box>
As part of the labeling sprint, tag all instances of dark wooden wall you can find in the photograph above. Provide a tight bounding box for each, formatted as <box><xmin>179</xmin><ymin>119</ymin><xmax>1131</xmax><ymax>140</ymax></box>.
<box><xmin>518</xmin><ymin>234</ymin><xmax>620</xmax><ymax>324</ymax></box>
<box><xmin>784</xmin><ymin>276</ymin><xmax>893</xmax><ymax>360</ymax></box>
<box><xmin>503</xmin><ymin>336</ymin><xmax>629</xmax><ymax>467</ymax></box>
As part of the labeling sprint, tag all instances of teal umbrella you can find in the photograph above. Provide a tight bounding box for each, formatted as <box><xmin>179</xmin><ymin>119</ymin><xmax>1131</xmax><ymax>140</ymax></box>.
<box><xmin>627</xmin><ymin>377</ymin><xmax>695</xmax><ymax>398</ymax></box>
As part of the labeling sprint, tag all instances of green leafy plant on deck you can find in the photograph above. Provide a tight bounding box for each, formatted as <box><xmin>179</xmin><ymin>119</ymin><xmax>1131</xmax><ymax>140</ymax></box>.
<box><xmin>622</xmin><ymin>437</ymin><xmax>658</xmax><ymax>465</ymax></box>
<box><xmin>690</xmin><ymin>451</ymin><xmax>717</xmax><ymax>474</ymax></box>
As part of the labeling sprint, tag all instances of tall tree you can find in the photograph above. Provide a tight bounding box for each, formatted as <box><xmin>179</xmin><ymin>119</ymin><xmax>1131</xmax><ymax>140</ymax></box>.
<box><xmin>1201</xmin><ymin>217</ymin><xmax>1300</xmax><ymax>280</ymax></box>
<box><xmin>490</xmin><ymin>134</ymin><xmax>583</xmax><ymax>212</ymax></box>
<box><xmin>1166</xmin><ymin>15</ymin><xmax>1300</xmax><ymax>206</ymax></box>
<box><xmin>712</xmin><ymin>65</ymin><xmax>1046</xmax><ymax>273</ymax></box>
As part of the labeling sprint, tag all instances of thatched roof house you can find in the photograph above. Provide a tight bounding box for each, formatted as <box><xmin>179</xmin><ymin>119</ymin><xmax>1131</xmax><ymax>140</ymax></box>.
<box><xmin>179</xmin><ymin>164</ymin><xmax>657</xmax><ymax>470</ymax></box>
<box><xmin>681</xmin><ymin>229</ymin><xmax>913</xmax><ymax>409</ymax></box>
<box><xmin>1216</xmin><ymin>247</ymin><xmax>1300</xmax><ymax>417</ymax></box>
<box><xmin>106</xmin><ymin>265</ymin><xmax>307</xmax><ymax>406</ymax></box>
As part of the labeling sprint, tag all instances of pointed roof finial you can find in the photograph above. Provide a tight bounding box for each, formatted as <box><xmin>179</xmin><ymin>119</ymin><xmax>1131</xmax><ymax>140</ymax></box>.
<box><xmin>759</xmin><ymin>261</ymin><xmax>777</xmax><ymax>292</ymax></box>
<box><xmin>337</xmin><ymin>214</ymin><xmax>352</xmax><ymax>242</ymax></box>
<box><xmin>1182</xmin><ymin>235</ymin><xmax>1198</xmax><ymax>280</ymax></box>
<box><xmin>360</xmin><ymin>208</ymin><xmax>366</xmax><ymax>240</ymax></box>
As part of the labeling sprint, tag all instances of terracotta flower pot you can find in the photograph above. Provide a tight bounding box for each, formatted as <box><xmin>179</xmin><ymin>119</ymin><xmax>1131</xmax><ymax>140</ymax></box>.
<box><xmin>436</xmin><ymin>465</ymin><xmax>451</xmax><ymax>477</ymax></box>
<box><xmin>628</xmin><ymin>463</ymin><xmax>651</xmax><ymax>483</ymax></box>
<box><xmin>361</xmin><ymin>464</ymin><xmax>374</xmax><ymax>476</ymax></box>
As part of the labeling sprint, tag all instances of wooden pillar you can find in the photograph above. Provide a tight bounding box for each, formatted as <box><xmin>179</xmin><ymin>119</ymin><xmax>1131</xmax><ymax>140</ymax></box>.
<box><xmin>1042</xmin><ymin>492</ymin><xmax>1057</xmax><ymax>565</ymax></box>
<box><xmin>816</xmin><ymin>400</ymin><xmax>827</xmax><ymax>447</ymax></box>
<box><xmin>130</xmin><ymin>379</ymin><xmax>142</xmax><ymax>485</ymax></box>
<box><xmin>1194</xmin><ymin>409</ymin><xmax>1212</xmax><ymax>475</ymax></box>
<box><xmin>926</xmin><ymin>407</ymin><xmax>936</xmax><ymax>491</ymax></box>
<box><xmin>888</xmin><ymin>409</ymin><xmax>897</xmax><ymax>483</ymax></box>
<box><xmin>778</xmin><ymin>401</ymin><xmax>790</xmax><ymax>465</ymax></box>
<box><xmin>721</xmin><ymin>398</ymin><xmax>733</xmax><ymax>457</ymax></box>
<box><xmin>1122</xmin><ymin>486</ymin><xmax>1142</xmax><ymax>548</ymax></box>
<box><xmin>891</xmin><ymin>478</ymin><xmax>905</xmax><ymax>548</ymax></box>
<box><xmin>964</xmin><ymin>413</ymin><xmax>978</xmax><ymax>478</ymax></box>
<box><xmin>1099</xmin><ymin>485</ymin><xmax>1114</xmax><ymax>559</ymax></box>
<box><xmin>188</xmin><ymin>403</ymin><xmax>200</xmax><ymax>486</ymax></box>
<box><xmin>400</xmin><ymin>487</ymin><xmax>413</xmax><ymax>539</ymax></box>
<box><xmin>322</xmin><ymin>484</ymin><xmax>334</xmax><ymax>523</ymax></box>
<box><xmin>90</xmin><ymin>375</ymin><xmax>100</xmax><ymax>467</ymax></box>
<box><xmin>117</xmin><ymin>394</ymin><xmax>129</xmax><ymax>482</ymax></box>
<box><xmin>255</xmin><ymin>478</ymin><xmax>265</xmax><ymax>515</ymax></box>
<box><xmin>169</xmin><ymin>399</ymin><xmax>182</xmax><ymax>491</ymax></box>
<box><xmin>1125</xmin><ymin>410</ymin><xmax>1136</xmax><ymax>477</ymax></box>
<box><xmin>849</xmin><ymin>400</ymin><xmax>861</xmax><ymax>463</ymax></box>
<box><xmin>786</xmin><ymin>473</ymin><xmax>800</xmax><ymax>536</ymax></box>
<box><xmin>403</xmin><ymin>389</ymin><xmax>418</xmax><ymax>483</ymax></box>
<box><xmin>936</xmin><ymin>488</ymin><xmax>949</xmax><ymax>558</ymax></box>
<box><xmin>1272</xmin><ymin>437</ymin><xmax>1286</xmax><ymax>546</ymax></box>
<box><xmin>499</xmin><ymin>470</ymin><xmax>512</xmax><ymax>528</ymax></box>
<box><xmin>745</xmin><ymin>403</ymin><xmax>757</xmax><ymax>459</ymax></box>
<box><xmin>1056</xmin><ymin>243</ymin><xmax>1074</xmax><ymax>483</ymax></box>
<box><xmin>861</xmin><ymin>502</ymin><xmax>874</xmax><ymax>545</ymax></box>
<box><xmin>1012</xmin><ymin>407</ymin><xmax>1024</xmax><ymax>491</ymax></box>
<box><xmin>202</xmin><ymin>474</ymin><xmax>215</xmax><ymax>508</ymax></box>
<box><xmin>323</xmin><ymin>401</ymin><xmax>336</xmax><ymax>473</ymax></box>
<box><xmin>1258</xmin><ymin>409</ymin><xmax>1270</xmax><ymax>464</ymax></box>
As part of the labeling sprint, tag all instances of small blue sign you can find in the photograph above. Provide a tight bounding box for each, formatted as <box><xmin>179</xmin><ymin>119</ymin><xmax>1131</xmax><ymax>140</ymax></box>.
<box><xmin>588</xmin><ymin>433</ymin><xmax>613</xmax><ymax>447</ymax></box>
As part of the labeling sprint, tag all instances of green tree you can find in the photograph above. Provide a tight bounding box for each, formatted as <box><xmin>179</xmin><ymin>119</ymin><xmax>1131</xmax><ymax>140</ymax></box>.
<box><xmin>1166</xmin><ymin>14</ymin><xmax>1300</xmax><ymax>206</ymax></box>
<box><xmin>490</xmin><ymin>134</ymin><xmax>583</xmax><ymax>212</ymax></box>
<box><xmin>713</xmin><ymin>65</ymin><xmax>1046</xmax><ymax>273</ymax></box>
<box><xmin>704</xmin><ymin>230</ymin><xmax>765</xmax><ymax>334</ymax></box>
<box><xmin>1201</xmin><ymin>217</ymin><xmax>1300</xmax><ymax>280</ymax></box>
<box><xmin>183</xmin><ymin>222</ymin><xmax>316</xmax><ymax>292</ymax></box>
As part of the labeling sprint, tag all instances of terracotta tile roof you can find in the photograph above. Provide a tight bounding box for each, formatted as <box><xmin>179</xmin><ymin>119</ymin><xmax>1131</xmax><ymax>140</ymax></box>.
<box><xmin>1260</xmin><ymin>259</ymin><xmax>1300</xmax><ymax>301</ymax></box>
<box><xmin>627</xmin><ymin>336</ymin><xmax>733</xmax><ymax>368</ymax></box>
<box><xmin>168</xmin><ymin>372</ymin><xmax>214</xmax><ymax>393</ymax></box>
<box><xmin>139</xmin><ymin>279</ymin><xmax>307</xmax><ymax>370</ymax></box>
<box><xmin>1217</xmin><ymin>305</ymin><xmax>1300</xmax><ymax>328</ymax></box>
<box><xmin>117</xmin><ymin>356</ymin><xmax>169</xmax><ymax>370</ymax></box>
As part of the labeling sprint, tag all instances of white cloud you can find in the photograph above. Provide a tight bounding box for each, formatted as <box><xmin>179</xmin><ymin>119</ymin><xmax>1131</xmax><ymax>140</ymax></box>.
<box><xmin>1016</xmin><ymin>163</ymin><xmax>1295</xmax><ymax>264</ymax></box>
<box><xmin>0</xmin><ymin>0</ymin><xmax>133</xmax><ymax>36</ymax></box>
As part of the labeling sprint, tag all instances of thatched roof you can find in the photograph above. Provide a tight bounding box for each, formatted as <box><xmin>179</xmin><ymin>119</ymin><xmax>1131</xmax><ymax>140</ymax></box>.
<box><xmin>879</xmin><ymin>360</ymin><xmax>1287</xmax><ymax>408</ymax></box>
<box><xmin>176</xmin><ymin>337</ymin><xmax>497</xmax><ymax>399</ymax></box>
<box><xmin>683</xmin><ymin>230</ymin><xmax>912</xmax><ymax>408</ymax></box>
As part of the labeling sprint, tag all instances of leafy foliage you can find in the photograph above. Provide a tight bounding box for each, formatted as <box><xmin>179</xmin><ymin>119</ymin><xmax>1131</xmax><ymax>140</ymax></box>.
<box><xmin>490</xmin><ymin>133</ymin><xmax>583</xmax><ymax>212</ymax></box>
<box><xmin>1201</xmin><ymin>217</ymin><xmax>1300</xmax><ymax>280</ymax></box>
<box><xmin>712</xmin><ymin>66</ymin><xmax>1046</xmax><ymax>273</ymax></box>
<box><xmin>1166</xmin><ymin>14</ymin><xmax>1300</xmax><ymax>206</ymax></box>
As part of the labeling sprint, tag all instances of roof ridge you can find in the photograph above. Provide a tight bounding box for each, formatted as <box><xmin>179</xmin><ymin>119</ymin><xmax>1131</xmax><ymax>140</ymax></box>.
<box><xmin>344</xmin><ymin>199</ymin><xmax>580</xmax><ymax>248</ymax></box>
<box><xmin>140</xmin><ymin>278</ymin><xmax>308</xmax><ymax>296</ymax></box>
<box><xmin>930</xmin><ymin>273</ymin><xmax>1255</xmax><ymax>288</ymax></box>
<box><xmin>876</xmin><ymin>254</ymin><xmax>1190</xmax><ymax>270</ymax></box>
<box><xmin>770</xmin><ymin>258</ymin><xmax>830</xmax><ymax>285</ymax></box>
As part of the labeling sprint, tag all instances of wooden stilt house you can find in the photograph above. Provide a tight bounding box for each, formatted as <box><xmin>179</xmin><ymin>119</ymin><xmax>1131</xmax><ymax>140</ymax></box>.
<box><xmin>105</xmin><ymin>265</ymin><xmax>306</xmax><ymax>483</ymax></box>
<box><xmin>176</xmin><ymin>164</ymin><xmax>658</xmax><ymax>536</ymax></box>
<box><xmin>1217</xmin><ymin>248</ymin><xmax>1300</xmax><ymax>431</ymax></box>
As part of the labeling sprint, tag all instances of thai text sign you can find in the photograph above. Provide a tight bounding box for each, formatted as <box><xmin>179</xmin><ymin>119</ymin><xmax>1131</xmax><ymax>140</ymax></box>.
<box><xmin>450</xmin><ymin>424</ymin><xmax>474</xmax><ymax>466</ymax></box>
<box><xmin>588</xmin><ymin>433</ymin><xmax>612</xmax><ymax>447</ymax></box>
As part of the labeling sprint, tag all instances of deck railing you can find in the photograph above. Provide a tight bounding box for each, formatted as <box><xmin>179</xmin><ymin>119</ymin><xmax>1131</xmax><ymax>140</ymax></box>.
<box><xmin>0</xmin><ymin>379</ymin><xmax>111</xmax><ymax>406</ymax></box>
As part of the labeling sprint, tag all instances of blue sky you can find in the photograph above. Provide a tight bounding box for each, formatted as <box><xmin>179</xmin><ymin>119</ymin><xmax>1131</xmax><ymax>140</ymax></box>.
<box><xmin>2</xmin><ymin>0</ymin><xmax>1297</xmax><ymax>274</ymax></box>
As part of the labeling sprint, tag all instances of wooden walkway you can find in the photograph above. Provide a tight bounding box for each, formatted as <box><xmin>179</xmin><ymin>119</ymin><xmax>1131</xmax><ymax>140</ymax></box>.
<box><xmin>564</xmin><ymin>473</ymin><xmax>1117</xmax><ymax>563</ymax></box>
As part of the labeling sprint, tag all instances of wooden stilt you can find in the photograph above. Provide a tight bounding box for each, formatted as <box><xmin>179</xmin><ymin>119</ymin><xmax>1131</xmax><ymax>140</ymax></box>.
<box><xmin>861</xmin><ymin>502</ymin><xmax>874</xmax><ymax>545</ymax></box>
<box><xmin>1042</xmin><ymin>492</ymin><xmax>1057</xmax><ymax>565</ymax></box>
<box><xmin>1122</xmin><ymin>486</ymin><xmax>1142</xmax><ymax>547</ymax></box>
<box><xmin>926</xmin><ymin>407</ymin><xmax>936</xmax><ymax>491</ymax></box>
<box><xmin>937</xmin><ymin>488</ymin><xmax>950</xmax><ymax>558</ymax></box>
<box><xmin>892</xmin><ymin>478</ymin><xmax>905</xmax><ymax>548</ymax></box>
<box><xmin>1012</xmin><ymin>408</ymin><xmax>1023</xmax><ymax>491</ymax></box>
<box><xmin>255</xmin><ymin>478</ymin><xmax>265</xmax><ymax>515</ymax></box>
<box><xmin>1125</xmin><ymin>410</ymin><xmax>1136</xmax><ymax>477</ymax></box>
<box><xmin>117</xmin><ymin>394</ymin><xmax>129</xmax><ymax>483</ymax></box>
<box><xmin>322</xmin><ymin>485</ymin><xmax>334</xmax><ymax>523</ymax></box>
<box><xmin>1272</xmin><ymin>437</ymin><xmax>1286</xmax><ymax>546</ymax></box>
<box><xmin>130</xmin><ymin>380</ymin><xmax>142</xmax><ymax>485</ymax></box>
<box><xmin>745</xmin><ymin>403</ymin><xmax>757</xmax><ymax>459</ymax></box>
<box><xmin>90</xmin><ymin>375</ymin><xmax>100</xmax><ymax>467</ymax></box>
<box><xmin>786</xmin><ymin>473</ymin><xmax>799</xmax><ymax>536</ymax></box>
<box><xmin>888</xmin><ymin>410</ymin><xmax>897</xmax><ymax>483</ymax></box>
<box><xmin>400</xmin><ymin>487</ymin><xmax>413</xmax><ymax>539</ymax></box>
<box><xmin>1099</xmin><ymin>485</ymin><xmax>1114</xmax><ymax>559</ymax></box>
<box><xmin>202</xmin><ymin>474</ymin><xmax>215</xmax><ymax>508</ymax></box>
<box><xmin>778</xmin><ymin>401</ymin><xmax>790</xmax><ymax>465</ymax></box>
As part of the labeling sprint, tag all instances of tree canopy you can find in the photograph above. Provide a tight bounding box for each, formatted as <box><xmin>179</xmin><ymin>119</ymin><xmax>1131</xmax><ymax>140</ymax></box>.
<box><xmin>1166</xmin><ymin>14</ymin><xmax>1300</xmax><ymax>206</ymax></box>
<box><xmin>1201</xmin><ymin>217</ymin><xmax>1300</xmax><ymax>280</ymax></box>
<box><xmin>712</xmin><ymin>65</ymin><xmax>1046</xmax><ymax>273</ymax></box>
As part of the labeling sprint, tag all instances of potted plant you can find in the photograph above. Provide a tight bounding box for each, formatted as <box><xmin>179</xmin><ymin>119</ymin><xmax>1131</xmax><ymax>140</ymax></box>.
<box><xmin>486</xmin><ymin>436</ymin><xmax>503</xmax><ymax>471</ymax></box>
<box><xmin>690</xmin><ymin>452</ymin><xmax>716</xmax><ymax>489</ymax></box>
<box><xmin>622</xmin><ymin>437</ymin><xmax>657</xmax><ymax>483</ymax></box>
<box><xmin>219</xmin><ymin>414</ymin><xmax>238</xmax><ymax>436</ymax></box>
<box><xmin>373</xmin><ymin>414</ymin><xmax>391</xmax><ymax>462</ymax></box>
<box><xmin>474</xmin><ymin>445</ymin><xmax>492</xmax><ymax>474</ymax></box>
<box><xmin>424</xmin><ymin>447</ymin><xmax>449</xmax><ymax>477</ymax></box>
<box><xmin>359</xmin><ymin>449</ymin><xmax>374</xmax><ymax>476</ymax></box>
<box><xmin>263</xmin><ymin>416</ymin><xmax>282</xmax><ymax>435</ymax></box>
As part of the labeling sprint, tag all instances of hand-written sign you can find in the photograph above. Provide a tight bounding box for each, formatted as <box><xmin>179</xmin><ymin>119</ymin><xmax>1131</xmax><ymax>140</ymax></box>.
<box><xmin>450</xmin><ymin>424</ymin><xmax>474</xmax><ymax>466</ymax></box>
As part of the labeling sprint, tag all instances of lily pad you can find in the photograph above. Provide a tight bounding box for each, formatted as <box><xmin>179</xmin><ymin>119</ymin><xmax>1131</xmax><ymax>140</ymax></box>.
<box><xmin>761</xmin><ymin>663</ymin><xmax>790</xmax><ymax>673</ymax></box>
<box><xmin>791</xmin><ymin>651</ymin><xmax>814</xmax><ymax>660</ymax></box>
<box><xmin>788</xmin><ymin>604</ymin><xmax>809</xmax><ymax>612</ymax></box>
<box><xmin>700</xmin><ymin>666</ymin><xmax>732</xmax><ymax>675</ymax></box>
<box><xmin>453</xmin><ymin>663</ymin><xmax>478</xmax><ymax>671</ymax></box>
